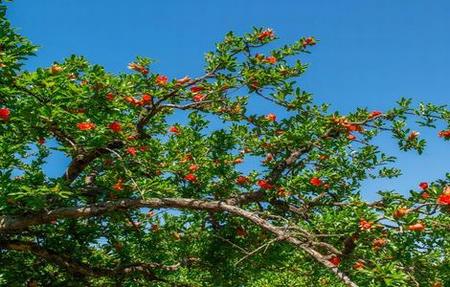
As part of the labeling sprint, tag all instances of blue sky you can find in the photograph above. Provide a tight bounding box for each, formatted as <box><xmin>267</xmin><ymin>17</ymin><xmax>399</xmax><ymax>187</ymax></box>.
<box><xmin>6</xmin><ymin>0</ymin><xmax>450</xmax><ymax>200</ymax></box>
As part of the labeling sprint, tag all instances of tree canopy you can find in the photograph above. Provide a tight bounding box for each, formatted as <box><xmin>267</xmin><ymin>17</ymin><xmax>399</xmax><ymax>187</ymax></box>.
<box><xmin>0</xmin><ymin>2</ymin><xmax>449</xmax><ymax>286</ymax></box>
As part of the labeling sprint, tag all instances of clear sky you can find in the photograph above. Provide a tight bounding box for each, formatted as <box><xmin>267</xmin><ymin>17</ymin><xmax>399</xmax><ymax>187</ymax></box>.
<box><xmin>6</xmin><ymin>0</ymin><xmax>450</xmax><ymax>200</ymax></box>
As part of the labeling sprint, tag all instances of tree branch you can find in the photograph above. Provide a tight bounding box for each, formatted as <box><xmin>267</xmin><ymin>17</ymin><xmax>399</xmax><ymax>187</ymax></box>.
<box><xmin>0</xmin><ymin>194</ymin><xmax>358</xmax><ymax>287</ymax></box>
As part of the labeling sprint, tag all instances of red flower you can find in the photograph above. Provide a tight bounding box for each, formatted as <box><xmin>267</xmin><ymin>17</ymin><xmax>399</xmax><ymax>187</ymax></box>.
<box><xmin>353</xmin><ymin>261</ymin><xmax>365</xmax><ymax>270</ymax></box>
<box><xmin>359</xmin><ymin>219</ymin><xmax>372</xmax><ymax>230</ymax></box>
<box><xmin>437</xmin><ymin>186</ymin><xmax>450</xmax><ymax>205</ymax></box>
<box><xmin>126</xmin><ymin>147</ymin><xmax>137</xmax><ymax>156</ymax></box>
<box><xmin>51</xmin><ymin>64</ymin><xmax>64</xmax><ymax>74</ymax></box>
<box><xmin>141</xmin><ymin>93</ymin><xmax>152</xmax><ymax>105</ymax></box>
<box><xmin>265</xmin><ymin>113</ymin><xmax>276</xmax><ymax>122</ymax></box>
<box><xmin>76</xmin><ymin>122</ymin><xmax>96</xmax><ymax>131</ymax></box>
<box><xmin>368</xmin><ymin>110</ymin><xmax>382</xmax><ymax>119</ymax></box>
<box><xmin>372</xmin><ymin>238</ymin><xmax>387</xmax><ymax>250</ymax></box>
<box><xmin>419</xmin><ymin>182</ymin><xmax>428</xmax><ymax>190</ymax></box>
<box><xmin>393</xmin><ymin>207</ymin><xmax>409</xmax><ymax>218</ymax></box>
<box><xmin>105</xmin><ymin>92</ymin><xmax>115</xmax><ymax>101</ymax></box>
<box><xmin>346</xmin><ymin>124</ymin><xmax>362</xmax><ymax>132</ymax></box>
<box><xmin>437</xmin><ymin>193</ymin><xmax>450</xmax><ymax>205</ymax></box>
<box><xmin>0</xmin><ymin>108</ymin><xmax>10</xmax><ymax>121</ymax></box>
<box><xmin>302</xmin><ymin>37</ymin><xmax>316</xmax><ymax>47</ymax></box>
<box><xmin>113</xmin><ymin>179</ymin><xmax>124</xmax><ymax>191</ymax></box>
<box><xmin>438</xmin><ymin>130</ymin><xmax>450</xmax><ymax>139</ymax></box>
<box><xmin>347</xmin><ymin>134</ymin><xmax>356</xmax><ymax>141</ymax></box>
<box><xmin>169</xmin><ymin>126</ymin><xmax>181</xmax><ymax>134</ymax></box>
<box><xmin>37</xmin><ymin>137</ymin><xmax>46</xmax><ymax>145</ymax></box>
<box><xmin>188</xmin><ymin>164</ymin><xmax>199</xmax><ymax>172</ymax></box>
<box><xmin>156</xmin><ymin>75</ymin><xmax>168</xmax><ymax>85</ymax></box>
<box><xmin>258</xmin><ymin>28</ymin><xmax>274</xmax><ymax>41</ymax></box>
<box><xmin>190</xmin><ymin>86</ymin><xmax>204</xmax><ymax>93</ymax></box>
<box><xmin>408</xmin><ymin>222</ymin><xmax>425</xmax><ymax>232</ymax></box>
<box><xmin>184</xmin><ymin>173</ymin><xmax>197</xmax><ymax>182</ymax></box>
<box><xmin>265</xmin><ymin>56</ymin><xmax>277</xmax><ymax>64</ymax></box>
<box><xmin>328</xmin><ymin>256</ymin><xmax>341</xmax><ymax>266</ymax></box>
<box><xmin>233</xmin><ymin>158</ymin><xmax>243</xmax><ymax>164</ymax></box>
<box><xmin>192</xmin><ymin>94</ymin><xmax>206</xmax><ymax>102</ymax></box>
<box><xmin>310</xmin><ymin>177</ymin><xmax>322</xmax><ymax>187</ymax></box>
<box><xmin>257</xmin><ymin>179</ymin><xmax>273</xmax><ymax>190</ymax></box>
<box><xmin>421</xmin><ymin>192</ymin><xmax>430</xmax><ymax>199</ymax></box>
<box><xmin>407</xmin><ymin>131</ymin><xmax>420</xmax><ymax>140</ymax></box>
<box><xmin>236</xmin><ymin>175</ymin><xmax>249</xmax><ymax>185</ymax></box>
<box><xmin>109</xmin><ymin>121</ymin><xmax>122</xmax><ymax>133</ymax></box>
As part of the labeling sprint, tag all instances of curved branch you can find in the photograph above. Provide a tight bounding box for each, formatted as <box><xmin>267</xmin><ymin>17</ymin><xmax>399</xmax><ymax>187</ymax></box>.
<box><xmin>63</xmin><ymin>140</ymin><xmax>124</xmax><ymax>183</ymax></box>
<box><xmin>0</xmin><ymin>194</ymin><xmax>358</xmax><ymax>287</ymax></box>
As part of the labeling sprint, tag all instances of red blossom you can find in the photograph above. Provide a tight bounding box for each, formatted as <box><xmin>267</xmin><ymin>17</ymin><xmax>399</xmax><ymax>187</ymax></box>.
<box><xmin>190</xmin><ymin>86</ymin><xmax>204</xmax><ymax>93</ymax></box>
<box><xmin>437</xmin><ymin>186</ymin><xmax>450</xmax><ymax>205</ymax></box>
<box><xmin>109</xmin><ymin>121</ymin><xmax>122</xmax><ymax>133</ymax></box>
<box><xmin>257</xmin><ymin>179</ymin><xmax>273</xmax><ymax>190</ymax></box>
<box><xmin>0</xmin><ymin>108</ymin><xmax>10</xmax><ymax>120</ymax></box>
<box><xmin>353</xmin><ymin>261</ymin><xmax>365</xmax><ymax>270</ymax></box>
<box><xmin>126</xmin><ymin>147</ymin><xmax>137</xmax><ymax>156</ymax></box>
<box><xmin>105</xmin><ymin>92</ymin><xmax>115</xmax><ymax>101</ymax></box>
<box><xmin>302</xmin><ymin>37</ymin><xmax>316</xmax><ymax>47</ymax></box>
<box><xmin>419</xmin><ymin>182</ymin><xmax>429</xmax><ymax>190</ymax></box>
<box><xmin>188</xmin><ymin>164</ymin><xmax>199</xmax><ymax>172</ymax></box>
<box><xmin>421</xmin><ymin>192</ymin><xmax>430</xmax><ymax>199</ymax></box>
<box><xmin>310</xmin><ymin>176</ymin><xmax>322</xmax><ymax>187</ymax></box>
<box><xmin>184</xmin><ymin>173</ymin><xmax>197</xmax><ymax>182</ymax></box>
<box><xmin>393</xmin><ymin>207</ymin><xmax>409</xmax><ymax>218</ymax></box>
<box><xmin>264</xmin><ymin>56</ymin><xmax>277</xmax><ymax>64</ymax></box>
<box><xmin>408</xmin><ymin>222</ymin><xmax>425</xmax><ymax>232</ymax></box>
<box><xmin>438</xmin><ymin>130</ymin><xmax>450</xmax><ymax>139</ymax></box>
<box><xmin>347</xmin><ymin>133</ymin><xmax>356</xmax><ymax>141</ymax></box>
<box><xmin>359</xmin><ymin>219</ymin><xmax>372</xmax><ymax>230</ymax></box>
<box><xmin>37</xmin><ymin>137</ymin><xmax>46</xmax><ymax>145</ymax></box>
<box><xmin>141</xmin><ymin>93</ymin><xmax>152</xmax><ymax>105</ymax></box>
<box><xmin>192</xmin><ymin>94</ymin><xmax>206</xmax><ymax>102</ymax></box>
<box><xmin>156</xmin><ymin>75</ymin><xmax>168</xmax><ymax>85</ymax></box>
<box><xmin>236</xmin><ymin>176</ymin><xmax>249</xmax><ymax>185</ymax></box>
<box><xmin>328</xmin><ymin>256</ymin><xmax>341</xmax><ymax>266</ymax></box>
<box><xmin>372</xmin><ymin>238</ymin><xmax>387</xmax><ymax>250</ymax></box>
<box><xmin>258</xmin><ymin>28</ymin><xmax>274</xmax><ymax>41</ymax></box>
<box><xmin>51</xmin><ymin>64</ymin><xmax>63</xmax><ymax>74</ymax></box>
<box><xmin>113</xmin><ymin>179</ymin><xmax>124</xmax><ymax>191</ymax></box>
<box><xmin>169</xmin><ymin>126</ymin><xmax>181</xmax><ymax>134</ymax></box>
<box><xmin>368</xmin><ymin>110</ymin><xmax>382</xmax><ymax>119</ymax></box>
<box><xmin>76</xmin><ymin>122</ymin><xmax>96</xmax><ymax>131</ymax></box>
<box><xmin>407</xmin><ymin>131</ymin><xmax>420</xmax><ymax>140</ymax></box>
<box><xmin>437</xmin><ymin>193</ymin><xmax>450</xmax><ymax>205</ymax></box>
<box><xmin>265</xmin><ymin>113</ymin><xmax>276</xmax><ymax>122</ymax></box>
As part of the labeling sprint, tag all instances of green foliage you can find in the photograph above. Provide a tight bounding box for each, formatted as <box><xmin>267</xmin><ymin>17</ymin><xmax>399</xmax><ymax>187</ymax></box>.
<box><xmin>0</xmin><ymin>3</ymin><xmax>449</xmax><ymax>287</ymax></box>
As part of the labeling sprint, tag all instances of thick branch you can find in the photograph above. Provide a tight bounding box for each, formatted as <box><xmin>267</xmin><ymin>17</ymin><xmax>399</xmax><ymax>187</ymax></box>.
<box><xmin>0</xmin><ymin>195</ymin><xmax>358</xmax><ymax>287</ymax></box>
<box><xmin>63</xmin><ymin>140</ymin><xmax>124</xmax><ymax>183</ymax></box>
